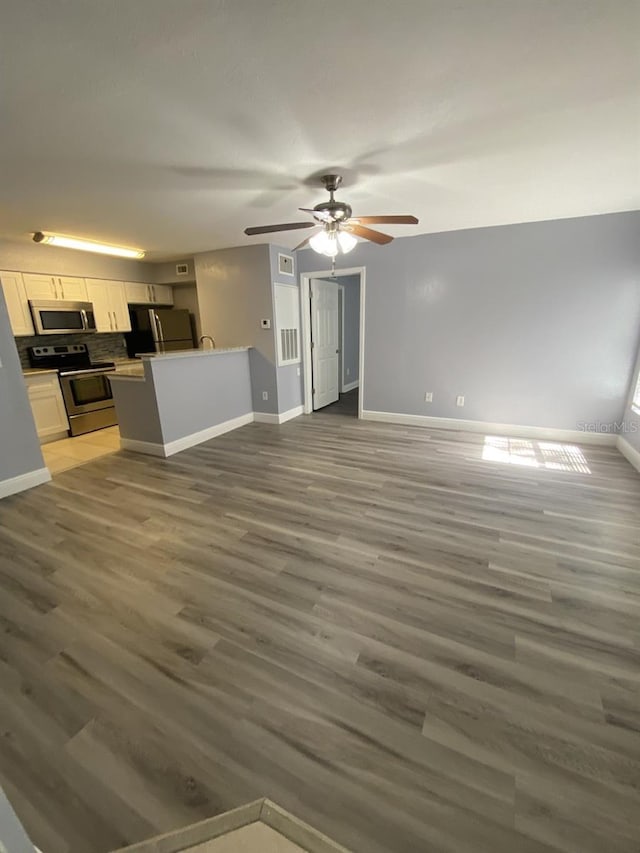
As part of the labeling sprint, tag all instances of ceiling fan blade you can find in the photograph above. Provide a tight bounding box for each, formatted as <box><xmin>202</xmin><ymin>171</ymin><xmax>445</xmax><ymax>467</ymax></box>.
<box><xmin>348</xmin><ymin>215</ymin><xmax>418</xmax><ymax>225</ymax></box>
<box><xmin>345</xmin><ymin>223</ymin><xmax>394</xmax><ymax>245</ymax></box>
<box><xmin>299</xmin><ymin>207</ymin><xmax>333</xmax><ymax>222</ymax></box>
<box><xmin>244</xmin><ymin>222</ymin><xmax>315</xmax><ymax>236</ymax></box>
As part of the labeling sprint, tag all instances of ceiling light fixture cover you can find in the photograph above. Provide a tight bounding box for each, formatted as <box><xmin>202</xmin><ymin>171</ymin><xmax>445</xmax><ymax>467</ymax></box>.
<box><xmin>32</xmin><ymin>231</ymin><xmax>145</xmax><ymax>259</ymax></box>
<box><xmin>310</xmin><ymin>228</ymin><xmax>357</xmax><ymax>257</ymax></box>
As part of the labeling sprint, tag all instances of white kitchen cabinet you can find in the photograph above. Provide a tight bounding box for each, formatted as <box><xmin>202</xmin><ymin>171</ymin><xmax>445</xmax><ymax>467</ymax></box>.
<box><xmin>125</xmin><ymin>282</ymin><xmax>174</xmax><ymax>306</ymax></box>
<box><xmin>23</xmin><ymin>274</ymin><xmax>88</xmax><ymax>302</ymax></box>
<box><xmin>86</xmin><ymin>280</ymin><xmax>132</xmax><ymax>333</ymax></box>
<box><xmin>0</xmin><ymin>270</ymin><xmax>35</xmax><ymax>335</ymax></box>
<box><xmin>153</xmin><ymin>284</ymin><xmax>174</xmax><ymax>305</ymax></box>
<box><xmin>24</xmin><ymin>372</ymin><xmax>69</xmax><ymax>442</ymax></box>
<box><xmin>57</xmin><ymin>276</ymin><xmax>88</xmax><ymax>300</ymax></box>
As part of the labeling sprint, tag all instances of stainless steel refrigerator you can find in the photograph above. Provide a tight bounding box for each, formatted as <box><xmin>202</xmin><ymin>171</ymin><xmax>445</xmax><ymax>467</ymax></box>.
<box><xmin>125</xmin><ymin>308</ymin><xmax>194</xmax><ymax>357</ymax></box>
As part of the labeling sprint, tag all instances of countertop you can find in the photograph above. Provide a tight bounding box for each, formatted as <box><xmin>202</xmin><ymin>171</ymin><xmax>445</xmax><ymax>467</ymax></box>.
<box><xmin>22</xmin><ymin>368</ymin><xmax>59</xmax><ymax>376</ymax></box>
<box><xmin>136</xmin><ymin>346</ymin><xmax>251</xmax><ymax>361</ymax></box>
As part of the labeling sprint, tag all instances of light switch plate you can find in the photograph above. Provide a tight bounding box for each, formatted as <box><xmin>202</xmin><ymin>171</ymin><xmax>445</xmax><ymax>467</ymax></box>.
<box><xmin>261</xmin><ymin>319</ymin><xmax>271</xmax><ymax>329</ymax></box>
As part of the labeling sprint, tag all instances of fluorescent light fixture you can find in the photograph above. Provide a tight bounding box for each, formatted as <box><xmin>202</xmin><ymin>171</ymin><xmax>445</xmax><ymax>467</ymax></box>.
<box><xmin>33</xmin><ymin>231</ymin><xmax>145</xmax><ymax>259</ymax></box>
<box><xmin>310</xmin><ymin>227</ymin><xmax>357</xmax><ymax>257</ymax></box>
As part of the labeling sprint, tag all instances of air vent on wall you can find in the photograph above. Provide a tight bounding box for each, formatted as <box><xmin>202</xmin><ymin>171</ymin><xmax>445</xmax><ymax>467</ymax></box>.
<box><xmin>274</xmin><ymin>283</ymin><xmax>301</xmax><ymax>366</ymax></box>
<box><xmin>278</xmin><ymin>253</ymin><xmax>294</xmax><ymax>276</ymax></box>
<box><xmin>176</xmin><ymin>263</ymin><xmax>189</xmax><ymax>276</ymax></box>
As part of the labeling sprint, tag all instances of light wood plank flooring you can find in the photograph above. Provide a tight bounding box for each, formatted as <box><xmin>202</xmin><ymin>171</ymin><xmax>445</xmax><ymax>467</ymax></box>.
<box><xmin>1</xmin><ymin>409</ymin><xmax>639</xmax><ymax>853</ymax></box>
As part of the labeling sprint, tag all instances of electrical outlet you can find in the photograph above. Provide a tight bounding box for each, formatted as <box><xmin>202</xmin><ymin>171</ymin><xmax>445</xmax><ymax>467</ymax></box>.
<box><xmin>260</xmin><ymin>319</ymin><xmax>271</xmax><ymax>329</ymax></box>
<box><xmin>424</xmin><ymin>392</ymin><xmax>433</xmax><ymax>403</ymax></box>
<box><xmin>456</xmin><ymin>395</ymin><xmax>465</xmax><ymax>407</ymax></box>
<box><xmin>296</xmin><ymin>367</ymin><xmax>300</xmax><ymax>376</ymax></box>
<box><xmin>346</xmin><ymin>367</ymin><xmax>350</xmax><ymax>376</ymax></box>
<box><xmin>262</xmin><ymin>391</ymin><xmax>268</xmax><ymax>401</ymax></box>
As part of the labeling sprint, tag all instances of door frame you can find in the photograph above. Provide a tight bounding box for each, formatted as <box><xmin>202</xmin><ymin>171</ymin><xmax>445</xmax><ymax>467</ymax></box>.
<box><xmin>300</xmin><ymin>266</ymin><xmax>366</xmax><ymax>419</ymax></box>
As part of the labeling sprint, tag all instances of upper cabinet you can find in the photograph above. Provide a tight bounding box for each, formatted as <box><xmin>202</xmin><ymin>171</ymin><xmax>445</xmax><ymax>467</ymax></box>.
<box><xmin>23</xmin><ymin>274</ymin><xmax>88</xmax><ymax>302</ymax></box>
<box><xmin>86</xmin><ymin>280</ymin><xmax>132</xmax><ymax>333</ymax></box>
<box><xmin>125</xmin><ymin>282</ymin><xmax>174</xmax><ymax>306</ymax></box>
<box><xmin>0</xmin><ymin>270</ymin><xmax>35</xmax><ymax>336</ymax></box>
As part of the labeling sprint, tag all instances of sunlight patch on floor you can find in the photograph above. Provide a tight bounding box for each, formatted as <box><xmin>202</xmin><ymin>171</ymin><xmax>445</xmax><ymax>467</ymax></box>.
<box><xmin>482</xmin><ymin>436</ymin><xmax>591</xmax><ymax>474</ymax></box>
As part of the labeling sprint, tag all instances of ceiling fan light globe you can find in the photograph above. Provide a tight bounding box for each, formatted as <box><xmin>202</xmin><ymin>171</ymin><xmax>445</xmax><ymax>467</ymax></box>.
<box><xmin>337</xmin><ymin>231</ymin><xmax>357</xmax><ymax>253</ymax></box>
<box><xmin>310</xmin><ymin>230</ymin><xmax>338</xmax><ymax>257</ymax></box>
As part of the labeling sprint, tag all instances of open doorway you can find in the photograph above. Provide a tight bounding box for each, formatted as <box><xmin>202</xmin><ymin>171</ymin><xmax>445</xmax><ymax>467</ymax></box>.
<box><xmin>300</xmin><ymin>266</ymin><xmax>365</xmax><ymax>418</ymax></box>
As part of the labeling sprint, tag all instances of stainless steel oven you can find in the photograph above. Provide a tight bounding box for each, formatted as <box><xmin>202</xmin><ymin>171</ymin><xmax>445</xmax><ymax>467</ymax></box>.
<box><xmin>29</xmin><ymin>300</ymin><xmax>97</xmax><ymax>335</ymax></box>
<box><xmin>59</xmin><ymin>367</ymin><xmax>117</xmax><ymax>436</ymax></box>
<box><xmin>28</xmin><ymin>344</ymin><xmax>117</xmax><ymax>437</ymax></box>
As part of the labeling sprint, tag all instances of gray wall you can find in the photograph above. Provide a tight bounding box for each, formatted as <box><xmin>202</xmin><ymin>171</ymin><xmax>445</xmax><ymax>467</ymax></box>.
<box><xmin>152</xmin><ymin>351</ymin><xmax>253</xmax><ymax>443</ymax></box>
<box><xmin>0</xmin><ymin>787</ymin><xmax>35</xmax><ymax>853</ymax></box>
<box><xmin>111</xmin><ymin>351</ymin><xmax>253</xmax><ymax>446</ymax></box>
<box><xmin>299</xmin><ymin>211</ymin><xmax>640</xmax><ymax>432</ymax></box>
<box><xmin>153</xmin><ymin>258</ymin><xmax>196</xmax><ymax>284</ymax></box>
<box><xmin>340</xmin><ymin>274</ymin><xmax>360</xmax><ymax>387</ymax></box>
<box><xmin>194</xmin><ymin>244</ymin><xmax>279</xmax><ymax>414</ymax></box>
<box><xmin>0</xmin><ymin>291</ymin><xmax>44</xmax><ymax>483</ymax></box>
<box><xmin>270</xmin><ymin>245</ymin><xmax>303</xmax><ymax>413</ymax></box>
<box><xmin>621</xmin><ymin>343</ymin><xmax>640</xmax><ymax>453</ymax></box>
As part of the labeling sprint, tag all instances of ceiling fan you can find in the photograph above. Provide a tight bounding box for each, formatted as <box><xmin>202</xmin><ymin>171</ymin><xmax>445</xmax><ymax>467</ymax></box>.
<box><xmin>243</xmin><ymin>174</ymin><xmax>418</xmax><ymax>257</ymax></box>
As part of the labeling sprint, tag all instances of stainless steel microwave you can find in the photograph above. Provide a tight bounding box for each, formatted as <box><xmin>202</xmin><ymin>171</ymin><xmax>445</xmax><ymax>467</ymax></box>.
<box><xmin>29</xmin><ymin>300</ymin><xmax>97</xmax><ymax>335</ymax></box>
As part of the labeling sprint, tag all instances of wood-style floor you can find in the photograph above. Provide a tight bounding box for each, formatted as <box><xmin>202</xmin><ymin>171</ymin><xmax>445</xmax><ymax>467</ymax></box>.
<box><xmin>1</xmin><ymin>406</ymin><xmax>639</xmax><ymax>853</ymax></box>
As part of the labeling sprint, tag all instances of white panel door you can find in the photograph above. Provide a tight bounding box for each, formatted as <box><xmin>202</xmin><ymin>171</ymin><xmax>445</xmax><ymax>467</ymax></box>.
<box><xmin>311</xmin><ymin>279</ymin><xmax>339</xmax><ymax>410</ymax></box>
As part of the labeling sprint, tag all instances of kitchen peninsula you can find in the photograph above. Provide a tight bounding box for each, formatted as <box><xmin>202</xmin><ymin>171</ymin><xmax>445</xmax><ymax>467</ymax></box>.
<box><xmin>109</xmin><ymin>347</ymin><xmax>254</xmax><ymax>456</ymax></box>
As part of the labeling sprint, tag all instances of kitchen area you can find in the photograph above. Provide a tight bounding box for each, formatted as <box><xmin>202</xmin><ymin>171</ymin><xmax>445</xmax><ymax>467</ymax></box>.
<box><xmin>1</xmin><ymin>267</ymin><xmax>204</xmax><ymax>475</ymax></box>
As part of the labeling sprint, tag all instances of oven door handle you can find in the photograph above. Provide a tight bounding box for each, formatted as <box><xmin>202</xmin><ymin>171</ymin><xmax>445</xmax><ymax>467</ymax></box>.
<box><xmin>80</xmin><ymin>308</ymin><xmax>88</xmax><ymax>331</ymax></box>
<box><xmin>59</xmin><ymin>367</ymin><xmax>116</xmax><ymax>377</ymax></box>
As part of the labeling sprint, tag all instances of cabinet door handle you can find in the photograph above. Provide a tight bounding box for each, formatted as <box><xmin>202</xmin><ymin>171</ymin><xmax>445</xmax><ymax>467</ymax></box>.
<box><xmin>59</xmin><ymin>280</ymin><xmax>64</xmax><ymax>299</ymax></box>
<box><xmin>109</xmin><ymin>311</ymin><xmax>114</xmax><ymax>331</ymax></box>
<box><xmin>114</xmin><ymin>313</ymin><xmax>119</xmax><ymax>331</ymax></box>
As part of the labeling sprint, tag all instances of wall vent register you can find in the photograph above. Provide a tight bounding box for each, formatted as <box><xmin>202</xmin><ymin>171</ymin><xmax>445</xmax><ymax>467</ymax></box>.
<box><xmin>278</xmin><ymin>253</ymin><xmax>294</xmax><ymax>276</ymax></box>
<box><xmin>274</xmin><ymin>283</ymin><xmax>301</xmax><ymax>366</ymax></box>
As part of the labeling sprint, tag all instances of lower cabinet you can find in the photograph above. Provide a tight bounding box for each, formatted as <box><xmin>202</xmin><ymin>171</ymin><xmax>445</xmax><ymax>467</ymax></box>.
<box><xmin>24</xmin><ymin>373</ymin><xmax>69</xmax><ymax>442</ymax></box>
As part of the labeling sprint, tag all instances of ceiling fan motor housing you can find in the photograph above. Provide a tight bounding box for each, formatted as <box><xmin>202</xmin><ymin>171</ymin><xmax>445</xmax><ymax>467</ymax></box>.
<box><xmin>313</xmin><ymin>200</ymin><xmax>352</xmax><ymax>222</ymax></box>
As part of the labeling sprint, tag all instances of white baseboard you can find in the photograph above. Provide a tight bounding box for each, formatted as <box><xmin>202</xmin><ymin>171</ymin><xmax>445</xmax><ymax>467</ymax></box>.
<box><xmin>617</xmin><ymin>435</ymin><xmax>640</xmax><ymax>472</ymax></box>
<box><xmin>119</xmin><ymin>437</ymin><xmax>167</xmax><ymax>457</ymax></box>
<box><xmin>361</xmin><ymin>410</ymin><xmax>617</xmax><ymax>446</ymax></box>
<box><xmin>163</xmin><ymin>413</ymin><xmax>255</xmax><ymax>456</ymax></box>
<box><xmin>254</xmin><ymin>405</ymin><xmax>304</xmax><ymax>425</ymax></box>
<box><xmin>342</xmin><ymin>380</ymin><xmax>359</xmax><ymax>393</ymax></box>
<box><xmin>278</xmin><ymin>405</ymin><xmax>304</xmax><ymax>424</ymax></box>
<box><xmin>121</xmin><ymin>413</ymin><xmax>255</xmax><ymax>457</ymax></box>
<box><xmin>40</xmin><ymin>430</ymin><xmax>69</xmax><ymax>445</ymax></box>
<box><xmin>0</xmin><ymin>467</ymin><xmax>51</xmax><ymax>500</ymax></box>
<box><xmin>253</xmin><ymin>412</ymin><xmax>280</xmax><ymax>425</ymax></box>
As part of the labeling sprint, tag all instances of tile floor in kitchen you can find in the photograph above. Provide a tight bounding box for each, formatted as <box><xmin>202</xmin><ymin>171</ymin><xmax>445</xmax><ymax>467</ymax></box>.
<box><xmin>41</xmin><ymin>426</ymin><xmax>121</xmax><ymax>474</ymax></box>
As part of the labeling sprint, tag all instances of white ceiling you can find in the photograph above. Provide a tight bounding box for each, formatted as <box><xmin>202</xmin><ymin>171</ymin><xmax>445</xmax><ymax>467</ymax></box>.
<box><xmin>1</xmin><ymin>1</ymin><xmax>638</xmax><ymax>260</ymax></box>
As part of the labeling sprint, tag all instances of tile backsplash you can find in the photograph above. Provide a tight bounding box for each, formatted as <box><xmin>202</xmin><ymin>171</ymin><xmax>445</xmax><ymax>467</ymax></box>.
<box><xmin>15</xmin><ymin>333</ymin><xmax>128</xmax><ymax>370</ymax></box>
